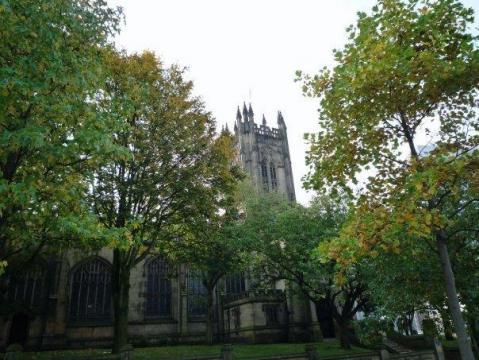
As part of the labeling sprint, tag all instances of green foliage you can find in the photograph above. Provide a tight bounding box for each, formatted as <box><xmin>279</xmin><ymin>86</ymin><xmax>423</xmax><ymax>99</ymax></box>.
<box><xmin>91</xmin><ymin>50</ymin><xmax>243</xmax><ymax>351</ymax></box>
<box><xmin>237</xmin><ymin>191</ymin><xmax>368</xmax><ymax>348</ymax></box>
<box><xmin>238</xmin><ymin>192</ymin><xmax>346</xmax><ymax>298</ymax></box>
<box><xmin>422</xmin><ymin>318</ymin><xmax>439</xmax><ymax>338</ymax></box>
<box><xmin>360</xmin><ymin>236</ymin><xmax>444</xmax><ymax>320</ymax></box>
<box><xmin>299</xmin><ymin>1</ymin><xmax>479</xmax><ymax>356</ymax></box>
<box><xmin>165</xmin><ymin>131</ymin><xmax>246</xmax><ymax>345</ymax></box>
<box><xmin>0</xmin><ymin>0</ymin><xmax>122</xmax><ymax>272</ymax></box>
<box><xmin>353</xmin><ymin>318</ymin><xmax>390</xmax><ymax>348</ymax></box>
<box><xmin>92</xmin><ymin>50</ymin><xmax>227</xmax><ymax>255</ymax></box>
<box><xmin>299</xmin><ymin>0</ymin><xmax>479</xmax><ymax>256</ymax></box>
<box><xmin>300</xmin><ymin>0</ymin><xmax>479</xmax><ymax>197</ymax></box>
<box><xmin>5</xmin><ymin>343</ymin><xmax>23</xmax><ymax>352</ymax></box>
<box><xmin>170</xmin><ymin>179</ymin><xmax>246</xmax><ymax>288</ymax></box>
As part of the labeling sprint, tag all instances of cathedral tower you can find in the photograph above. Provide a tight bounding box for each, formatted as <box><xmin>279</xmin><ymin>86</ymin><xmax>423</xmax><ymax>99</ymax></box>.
<box><xmin>234</xmin><ymin>103</ymin><xmax>296</xmax><ymax>202</ymax></box>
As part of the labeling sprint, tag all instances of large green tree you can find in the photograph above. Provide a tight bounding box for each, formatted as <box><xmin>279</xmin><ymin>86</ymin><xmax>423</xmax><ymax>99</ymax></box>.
<box><xmin>0</xmin><ymin>0</ymin><xmax>121</xmax><ymax>276</ymax></box>
<box><xmin>299</xmin><ymin>0</ymin><xmax>479</xmax><ymax>358</ymax></box>
<box><xmin>167</xmin><ymin>130</ymin><xmax>246</xmax><ymax>345</ymax></box>
<box><xmin>91</xmin><ymin>50</ymin><xmax>239</xmax><ymax>353</ymax></box>
<box><xmin>239</xmin><ymin>193</ymin><xmax>368</xmax><ymax>349</ymax></box>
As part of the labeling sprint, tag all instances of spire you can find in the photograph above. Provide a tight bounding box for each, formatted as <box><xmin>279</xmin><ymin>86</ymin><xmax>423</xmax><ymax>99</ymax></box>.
<box><xmin>248</xmin><ymin>103</ymin><xmax>254</xmax><ymax>121</ymax></box>
<box><xmin>236</xmin><ymin>106</ymin><xmax>242</xmax><ymax>122</ymax></box>
<box><xmin>242</xmin><ymin>102</ymin><xmax>248</xmax><ymax>121</ymax></box>
<box><xmin>262</xmin><ymin>114</ymin><xmax>266</xmax><ymax>126</ymax></box>
<box><xmin>277</xmin><ymin>111</ymin><xmax>286</xmax><ymax>128</ymax></box>
<box><xmin>221</xmin><ymin>123</ymin><xmax>231</xmax><ymax>135</ymax></box>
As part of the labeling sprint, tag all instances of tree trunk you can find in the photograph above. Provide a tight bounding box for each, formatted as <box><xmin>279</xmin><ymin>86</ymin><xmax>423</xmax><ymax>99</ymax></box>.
<box><xmin>472</xmin><ymin>337</ymin><xmax>479</xmax><ymax>358</ymax></box>
<box><xmin>406</xmin><ymin>311</ymin><xmax>415</xmax><ymax>336</ymax></box>
<box><xmin>112</xmin><ymin>249</ymin><xmax>131</xmax><ymax>354</ymax></box>
<box><xmin>335</xmin><ymin>319</ymin><xmax>352</xmax><ymax>349</ymax></box>
<box><xmin>205</xmin><ymin>287</ymin><xmax>215</xmax><ymax>345</ymax></box>
<box><xmin>436</xmin><ymin>232</ymin><xmax>474</xmax><ymax>360</ymax></box>
<box><xmin>466</xmin><ymin>316</ymin><xmax>479</xmax><ymax>356</ymax></box>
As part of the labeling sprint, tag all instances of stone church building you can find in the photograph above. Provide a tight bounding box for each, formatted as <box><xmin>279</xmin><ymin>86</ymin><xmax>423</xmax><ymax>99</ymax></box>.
<box><xmin>0</xmin><ymin>104</ymin><xmax>329</xmax><ymax>350</ymax></box>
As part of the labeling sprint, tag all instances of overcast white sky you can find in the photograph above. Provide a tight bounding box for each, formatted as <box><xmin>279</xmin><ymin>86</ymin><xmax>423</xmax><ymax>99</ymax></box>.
<box><xmin>108</xmin><ymin>0</ymin><xmax>479</xmax><ymax>205</ymax></box>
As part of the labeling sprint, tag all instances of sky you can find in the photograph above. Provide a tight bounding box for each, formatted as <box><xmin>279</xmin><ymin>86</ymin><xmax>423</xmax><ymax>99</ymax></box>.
<box><xmin>107</xmin><ymin>0</ymin><xmax>479</xmax><ymax>205</ymax></box>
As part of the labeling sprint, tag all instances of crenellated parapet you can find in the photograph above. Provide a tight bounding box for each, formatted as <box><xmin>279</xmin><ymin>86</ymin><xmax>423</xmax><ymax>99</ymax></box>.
<box><xmin>234</xmin><ymin>103</ymin><xmax>286</xmax><ymax>141</ymax></box>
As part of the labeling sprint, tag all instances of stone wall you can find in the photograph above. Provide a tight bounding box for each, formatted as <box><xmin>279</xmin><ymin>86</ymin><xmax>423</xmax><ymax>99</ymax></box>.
<box><xmin>1</xmin><ymin>249</ymin><xmax>312</xmax><ymax>350</ymax></box>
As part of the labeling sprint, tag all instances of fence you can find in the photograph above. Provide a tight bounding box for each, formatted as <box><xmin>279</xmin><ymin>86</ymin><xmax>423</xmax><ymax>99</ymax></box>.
<box><xmin>3</xmin><ymin>344</ymin><xmax>133</xmax><ymax>360</ymax></box>
<box><xmin>181</xmin><ymin>345</ymin><xmax>380</xmax><ymax>360</ymax></box>
<box><xmin>2</xmin><ymin>340</ymin><xmax>447</xmax><ymax>360</ymax></box>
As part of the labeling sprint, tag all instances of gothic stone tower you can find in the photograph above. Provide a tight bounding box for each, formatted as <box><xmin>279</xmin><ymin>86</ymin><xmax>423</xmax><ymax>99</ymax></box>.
<box><xmin>234</xmin><ymin>103</ymin><xmax>296</xmax><ymax>202</ymax></box>
<box><xmin>227</xmin><ymin>104</ymin><xmax>317</xmax><ymax>343</ymax></box>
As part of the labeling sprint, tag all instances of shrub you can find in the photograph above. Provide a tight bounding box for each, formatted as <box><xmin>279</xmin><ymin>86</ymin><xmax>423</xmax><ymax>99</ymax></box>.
<box><xmin>422</xmin><ymin>318</ymin><xmax>439</xmax><ymax>339</ymax></box>
<box><xmin>353</xmin><ymin>318</ymin><xmax>390</xmax><ymax>348</ymax></box>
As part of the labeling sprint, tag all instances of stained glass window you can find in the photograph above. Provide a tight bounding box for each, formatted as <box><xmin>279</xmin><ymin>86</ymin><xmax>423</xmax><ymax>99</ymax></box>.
<box><xmin>225</xmin><ymin>272</ymin><xmax>246</xmax><ymax>296</ymax></box>
<box><xmin>263</xmin><ymin>304</ymin><xmax>279</xmax><ymax>325</ymax></box>
<box><xmin>187</xmin><ymin>269</ymin><xmax>207</xmax><ymax>317</ymax></box>
<box><xmin>145</xmin><ymin>257</ymin><xmax>172</xmax><ymax>317</ymax></box>
<box><xmin>261</xmin><ymin>161</ymin><xmax>269</xmax><ymax>191</ymax></box>
<box><xmin>69</xmin><ymin>258</ymin><xmax>111</xmax><ymax>322</ymax></box>
<box><xmin>8</xmin><ymin>265</ymin><xmax>45</xmax><ymax>308</ymax></box>
<box><xmin>270</xmin><ymin>163</ymin><xmax>278</xmax><ymax>190</ymax></box>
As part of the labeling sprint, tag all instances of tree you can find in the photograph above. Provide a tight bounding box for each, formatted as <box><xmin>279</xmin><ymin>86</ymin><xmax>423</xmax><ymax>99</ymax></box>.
<box><xmin>91</xmin><ymin>50</ymin><xmax>238</xmax><ymax>353</ymax></box>
<box><xmin>167</xmin><ymin>130</ymin><xmax>246</xmax><ymax>345</ymax></box>
<box><xmin>452</xmin><ymin>208</ymin><xmax>479</xmax><ymax>352</ymax></box>
<box><xmin>360</xmin><ymin>236</ymin><xmax>445</xmax><ymax>335</ymax></box>
<box><xmin>0</xmin><ymin>0</ymin><xmax>121</xmax><ymax>276</ymax></box>
<box><xmin>239</xmin><ymin>193</ymin><xmax>368</xmax><ymax>349</ymax></box>
<box><xmin>299</xmin><ymin>1</ymin><xmax>479</xmax><ymax>358</ymax></box>
<box><xmin>361</xmin><ymin>211</ymin><xmax>479</xmax><ymax>343</ymax></box>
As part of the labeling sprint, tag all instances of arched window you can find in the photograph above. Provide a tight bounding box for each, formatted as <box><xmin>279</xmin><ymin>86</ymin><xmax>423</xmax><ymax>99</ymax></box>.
<box><xmin>269</xmin><ymin>162</ymin><xmax>278</xmax><ymax>190</ymax></box>
<box><xmin>69</xmin><ymin>258</ymin><xmax>111</xmax><ymax>322</ymax></box>
<box><xmin>261</xmin><ymin>161</ymin><xmax>269</xmax><ymax>192</ymax></box>
<box><xmin>145</xmin><ymin>257</ymin><xmax>172</xmax><ymax>318</ymax></box>
<box><xmin>263</xmin><ymin>304</ymin><xmax>279</xmax><ymax>325</ymax></box>
<box><xmin>225</xmin><ymin>272</ymin><xmax>246</xmax><ymax>296</ymax></box>
<box><xmin>187</xmin><ymin>269</ymin><xmax>207</xmax><ymax>317</ymax></box>
<box><xmin>7</xmin><ymin>264</ymin><xmax>45</xmax><ymax>309</ymax></box>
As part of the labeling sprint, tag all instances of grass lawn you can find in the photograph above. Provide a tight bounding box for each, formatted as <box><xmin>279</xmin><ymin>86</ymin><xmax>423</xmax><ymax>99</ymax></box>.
<box><xmin>441</xmin><ymin>339</ymin><xmax>458</xmax><ymax>348</ymax></box>
<box><xmin>14</xmin><ymin>340</ymin><xmax>370</xmax><ymax>359</ymax></box>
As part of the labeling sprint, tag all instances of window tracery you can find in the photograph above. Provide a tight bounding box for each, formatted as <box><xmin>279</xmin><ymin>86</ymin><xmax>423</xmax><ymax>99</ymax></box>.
<box><xmin>69</xmin><ymin>258</ymin><xmax>111</xmax><ymax>322</ymax></box>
